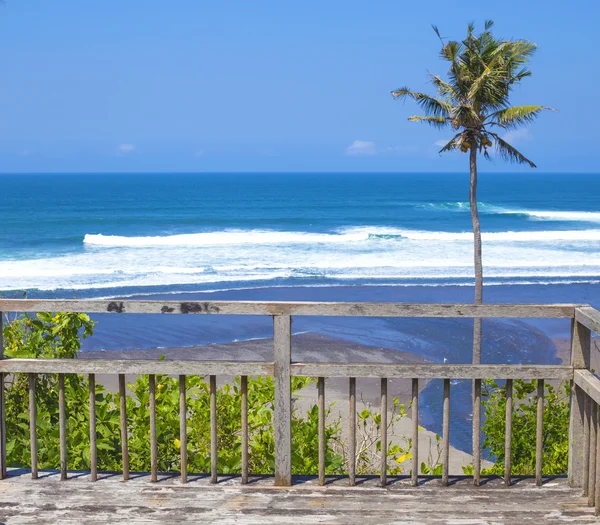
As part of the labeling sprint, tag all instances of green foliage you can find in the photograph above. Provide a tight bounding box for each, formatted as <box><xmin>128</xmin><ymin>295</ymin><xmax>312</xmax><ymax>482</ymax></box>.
<box><xmin>3</xmin><ymin>313</ymin><xmax>422</xmax><ymax>476</ymax></box>
<box><xmin>481</xmin><ymin>379</ymin><xmax>569</xmax><ymax>476</ymax></box>
<box><xmin>392</xmin><ymin>21</ymin><xmax>554</xmax><ymax>167</ymax></box>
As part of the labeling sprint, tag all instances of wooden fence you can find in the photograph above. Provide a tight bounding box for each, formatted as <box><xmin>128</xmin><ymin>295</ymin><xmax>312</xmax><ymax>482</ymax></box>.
<box><xmin>0</xmin><ymin>299</ymin><xmax>599</xmax><ymax>506</ymax></box>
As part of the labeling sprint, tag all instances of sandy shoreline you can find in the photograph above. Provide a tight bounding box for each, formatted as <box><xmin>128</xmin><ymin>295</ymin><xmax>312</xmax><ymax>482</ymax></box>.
<box><xmin>82</xmin><ymin>332</ymin><xmax>491</xmax><ymax>474</ymax></box>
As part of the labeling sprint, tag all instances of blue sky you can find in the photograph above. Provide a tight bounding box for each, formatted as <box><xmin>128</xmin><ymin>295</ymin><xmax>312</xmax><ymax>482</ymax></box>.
<box><xmin>0</xmin><ymin>0</ymin><xmax>597</xmax><ymax>173</ymax></box>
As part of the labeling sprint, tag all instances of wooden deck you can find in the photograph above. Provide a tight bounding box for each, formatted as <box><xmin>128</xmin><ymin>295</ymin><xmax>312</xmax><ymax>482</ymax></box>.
<box><xmin>0</xmin><ymin>470</ymin><xmax>594</xmax><ymax>524</ymax></box>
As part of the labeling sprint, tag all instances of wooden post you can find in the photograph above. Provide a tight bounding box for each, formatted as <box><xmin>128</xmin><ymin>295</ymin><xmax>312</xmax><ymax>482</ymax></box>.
<box><xmin>273</xmin><ymin>315</ymin><xmax>292</xmax><ymax>487</ymax></box>
<box><xmin>149</xmin><ymin>374</ymin><xmax>157</xmax><ymax>482</ymax></box>
<box><xmin>348</xmin><ymin>377</ymin><xmax>356</xmax><ymax>487</ymax></box>
<box><xmin>58</xmin><ymin>373</ymin><xmax>67</xmax><ymax>480</ymax></box>
<box><xmin>0</xmin><ymin>314</ymin><xmax>6</xmax><ymax>480</ymax></box>
<box><xmin>89</xmin><ymin>374</ymin><xmax>97</xmax><ymax>481</ymax></box>
<box><xmin>210</xmin><ymin>375</ymin><xmax>217</xmax><ymax>484</ymax></box>
<box><xmin>118</xmin><ymin>374</ymin><xmax>129</xmax><ymax>481</ymax></box>
<box><xmin>569</xmin><ymin>318</ymin><xmax>591</xmax><ymax>487</ymax></box>
<box><xmin>318</xmin><ymin>377</ymin><xmax>325</xmax><ymax>486</ymax></box>
<box><xmin>29</xmin><ymin>373</ymin><xmax>37</xmax><ymax>479</ymax></box>
<box><xmin>241</xmin><ymin>375</ymin><xmax>249</xmax><ymax>485</ymax></box>
<box><xmin>473</xmin><ymin>378</ymin><xmax>481</xmax><ymax>487</ymax></box>
<box><xmin>536</xmin><ymin>379</ymin><xmax>545</xmax><ymax>487</ymax></box>
<box><xmin>179</xmin><ymin>375</ymin><xmax>187</xmax><ymax>484</ymax></box>
<box><xmin>505</xmin><ymin>379</ymin><xmax>513</xmax><ymax>487</ymax></box>
<box><xmin>380</xmin><ymin>378</ymin><xmax>388</xmax><ymax>488</ymax></box>
<box><xmin>411</xmin><ymin>378</ymin><xmax>419</xmax><ymax>487</ymax></box>
<box><xmin>590</xmin><ymin>403</ymin><xmax>598</xmax><ymax>507</ymax></box>
<box><xmin>595</xmin><ymin>421</ymin><xmax>600</xmax><ymax>516</ymax></box>
<box><xmin>442</xmin><ymin>378</ymin><xmax>450</xmax><ymax>486</ymax></box>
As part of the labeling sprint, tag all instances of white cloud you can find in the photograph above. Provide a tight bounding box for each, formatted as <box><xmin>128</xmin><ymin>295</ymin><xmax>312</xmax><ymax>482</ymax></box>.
<box><xmin>435</xmin><ymin>139</ymin><xmax>450</xmax><ymax>147</ymax></box>
<box><xmin>502</xmin><ymin>128</ymin><xmax>531</xmax><ymax>144</ymax></box>
<box><xmin>116</xmin><ymin>143</ymin><xmax>135</xmax><ymax>155</ymax></box>
<box><xmin>346</xmin><ymin>140</ymin><xmax>377</xmax><ymax>156</ymax></box>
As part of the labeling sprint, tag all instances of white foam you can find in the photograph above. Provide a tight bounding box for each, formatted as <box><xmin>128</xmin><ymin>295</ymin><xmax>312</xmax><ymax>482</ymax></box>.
<box><xmin>3</xmin><ymin>225</ymin><xmax>600</xmax><ymax>292</ymax></box>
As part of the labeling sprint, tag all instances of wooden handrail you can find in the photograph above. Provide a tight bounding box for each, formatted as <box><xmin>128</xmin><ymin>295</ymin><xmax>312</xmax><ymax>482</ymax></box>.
<box><xmin>0</xmin><ymin>299</ymin><xmax>580</xmax><ymax>317</ymax></box>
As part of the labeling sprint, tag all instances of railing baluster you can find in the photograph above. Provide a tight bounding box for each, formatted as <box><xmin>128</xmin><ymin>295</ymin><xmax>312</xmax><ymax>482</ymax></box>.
<box><xmin>241</xmin><ymin>375</ymin><xmax>249</xmax><ymax>485</ymax></box>
<box><xmin>0</xmin><ymin>371</ymin><xmax>5</xmax><ymax>480</ymax></box>
<box><xmin>273</xmin><ymin>315</ymin><xmax>292</xmax><ymax>487</ymax></box>
<box><xmin>505</xmin><ymin>379</ymin><xmax>513</xmax><ymax>487</ymax></box>
<box><xmin>442</xmin><ymin>378</ymin><xmax>450</xmax><ymax>486</ymax></box>
<box><xmin>589</xmin><ymin>403</ymin><xmax>598</xmax><ymax>507</ymax></box>
<box><xmin>318</xmin><ymin>376</ymin><xmax>325</xmax><ymax>486</ymax></box>
<box><xmin>0</xmin><ymin>315</ymin><xmax>6</xmax><ymax>480</ymax></box>
<box><xmin>179</xmin><ymin>375</ymin><xmax>187</xmax><ymax>484</ymax></box>
<box><xmin>149</xmin><ymin>374</ymin><xmax>157</xmax><ymax>482</ymax></box>
<box><xmin>118</xmin><ymin>374</ymin><xmax>129</xmax><ymax>481</ymax></box>
<box><xmin>210</xmin><ymin>374</ymin><xmax>217</xmax><ymax>484</ymax></box>
<box><xmin>89</xmin><ymin>373</ymin><xmax>97</xmax><ymax>481</ymax></box>
<box><xmin>348</xmin><ymin>377</ymin><xmax>356</xmax><ymax>487</ymax></box>
<box><xmin>595</xmin><ymin>415</ymin><xmax>600</xmax><ymax>516</ymax></box>
<box><xmin>29</xmin><ymin>373</ymin><xmax>37</xmax><ymax>479</ymax></box>
<box><xmin>380</xmin><ymin>377</ymin><xmax>387</xmax><ymax>488</ymax></box>
<box><xmin>473</xmin><ymin>378</ymin><xmax>481</xmax><ymax>486</ymax></box>
<box><xmin>536</xmin><ymin>379</ymin><xmax>545</xmax><ymax>487</ymax></box>
<box><xmin>584</xmin><ymin>395</ymin><xmax>591</xmax><ymax>496</ymax></box>
<box><xmin>411</xmin><ymin>378</ymin><xmax>419</xmax><ymax>487</ymax></box>
<box><xmin>58</xmin><ymin>373</ymin><xmax>67</xmax><ymax>480</ymax></box>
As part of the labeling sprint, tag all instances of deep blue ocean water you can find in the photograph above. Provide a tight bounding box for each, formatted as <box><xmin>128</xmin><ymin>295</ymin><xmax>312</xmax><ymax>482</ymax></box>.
<box><xmin>2</xmin><ymin>172</ymin><xmax>600</xmax><ymax>296</ymax></box>
<box><xmin>2</xmin><ymin>171</ymin><xmax>599</xmax><ymax>456</ymax></box>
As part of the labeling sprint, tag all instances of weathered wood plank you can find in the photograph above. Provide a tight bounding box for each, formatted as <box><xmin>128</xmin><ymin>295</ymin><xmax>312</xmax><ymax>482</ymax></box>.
<box><xmin>411</xmin><ymin>378</ymin><xmax>418</xmax><ymax>487</ymax></box>
<box><xmin>0</xmin><ymin>315</ymin><xmax>5</xmax><ymax>480</ymax></box>
<box><xmin>442</xmin><ymin>378</ymin><xmax>450</xmax><ymax>486</ymax></box>
<box><xmin>380</xmin><ymin>378</ymin><xmax>387</xmax><ymax>488</ymax></box>
<box><xmin>0</xmin><ymin>359</ymin><xmax>573</xmax><ymax>380</ymax></box>
<box><xmin>473</xmin><ymin>378</ymin><xmax>481</xmax><ymax>487</ymax></box>
<box><xmin>28</xmin><ymin>373</ymin><xmax>37</xmax><ymax>480</ymax></box>
<box><xmin>0</xmin><ymin>358</ymin><xmax>273</xmax><ymax>376</ymax></box>
<box><xmin>536</xmin><ymin>379</ymin><xmax>544</xmax><ymax>487</ymax></box>
<box><xmin>149</xmin><ymin>374</ymin><xmax>157</xmax><ymax>483</ymax></box>
<box><xmin>348</xmin><ymin>377</ymin><xmax>356</xmax><ymax>487</ymax></box>
<box><xmin>0</xmin><ymin>299</ymin><xmax>578</xmax><ymax>318</ymax></box>
<box><xmin>574</xmin><ymin>370</ymin><xmax>600</xmax><ymax>407</ymax></box>
<box><xmin>291</xmin><ymin>363</ymin><xmax>573</xmax><ymax>380</ymax></box>
<box><xmin>210</xmin><ymin>375</ymin><xmax>217</xmax><ymax>484</ymax></box>
<box><xmin>318</xmin><ymin>377</ymin><xmax>325</xmax><ymax>486</ymax></box>
<box><xmin>576</xmin><ymin>307</ymin><xmax>600</xmax><ymax>336</ymax></box>
<box><xmin>505</xmin><ymin>379</ymin><xmax>513</xmax><ymax>487</ymax></box>
<box><xmin>89</xmin><ymin>374</ymin><xmax>97</xmax><ymax>482</ymax></box>
<box><xmin>179</xmin><ymin>375</ymin><xmax>187</xmax><ymax>484</ymax></box>
<box><xmin>59</xmin><ymin>373</ymin><xmax>67</xmax><ymax>481</ymax></box>
<box><xmin>590</xmin><ymin>404</ymin><xmax>598</xmax><ymax>507</ymax></box>
<box><xmin>241</xmin><ymin>375</ymin><xmax>248</xmax><ymax>485</ymax></box>
<box><xmin>273</xmin><ymin>315</ymin><xmax>292</xmax><ymax>487</ymax></box>
<box><xmin>596</xmin><ymin>424</ymin><xmax>600</xmax><ymax>516</ymax></box>
<box><xmin>118</xmin><ymin>374</ymin><xmax>129</xmax><ymax>481</ymax></box>
<box><xmin>0</xmin><ymin>371</ymin><xmax>5</xmax><ymax>480</ymax></box>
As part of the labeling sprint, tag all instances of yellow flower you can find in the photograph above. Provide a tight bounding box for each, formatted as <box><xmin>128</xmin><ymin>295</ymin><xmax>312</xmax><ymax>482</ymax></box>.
<box><xmin>157</xmin><ymin>384</ymin><xmax>164</xmax><ymax>392</ymax></box>
<box><xmin>174</xmin><ymin>439</ymin><xmax>181</xmax><ymax>449</ymax></box>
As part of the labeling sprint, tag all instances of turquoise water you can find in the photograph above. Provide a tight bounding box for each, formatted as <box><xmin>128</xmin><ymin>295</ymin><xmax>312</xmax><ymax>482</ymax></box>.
<box><xmin>2</xmin><ymin>172</ymin><xmax>600</xmax><ymax>296</ymax></box>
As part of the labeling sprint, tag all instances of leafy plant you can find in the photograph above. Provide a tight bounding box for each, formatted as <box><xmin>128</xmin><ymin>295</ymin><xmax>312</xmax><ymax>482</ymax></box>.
<box><xmin>480</xmin><ymin>379</ymin><xmax>569</xmax><ymax>476</ymax></box>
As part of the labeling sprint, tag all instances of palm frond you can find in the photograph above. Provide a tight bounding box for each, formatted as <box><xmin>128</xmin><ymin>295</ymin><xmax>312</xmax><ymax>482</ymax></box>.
<box><xmin>438</xmin><ymin>132</ymin><xmax>464</xmax><ymax>154</ymax></box>
<box><xmin>488</xmin><ymin>132</ymin><xmax>537</xmax><ymax>167</ymax></box>
<box><xmin>391</xmin><ymin>88</ymin><xmax>452</xmax><ymax>117</ymax></box>
<box><xmin>488</xmin><ymin>105</ymin><xmax>555</xmax><ymax>129</ymax></box>
<box><xmin>407</xmin><ymin>115</ymin><xmax>450</xmax><ymax>129</ymax></box>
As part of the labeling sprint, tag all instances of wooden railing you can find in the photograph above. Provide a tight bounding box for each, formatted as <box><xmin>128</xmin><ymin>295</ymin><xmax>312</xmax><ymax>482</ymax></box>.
<box><xmin>0</xmin><ymin>299</ymin><xmax>598</xmax><ymax>499</ymax></box>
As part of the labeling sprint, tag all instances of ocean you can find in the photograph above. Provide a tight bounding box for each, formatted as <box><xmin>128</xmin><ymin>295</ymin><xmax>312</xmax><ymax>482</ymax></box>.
<box><xmin>2</xmin><ymin>171</ymin><xmax>600</xmax><ymax>296</ymax></box>
<box><xmin>2</xmin><ymin>171</ymin><xmax>599</xmax><ymax>456</ymax></box>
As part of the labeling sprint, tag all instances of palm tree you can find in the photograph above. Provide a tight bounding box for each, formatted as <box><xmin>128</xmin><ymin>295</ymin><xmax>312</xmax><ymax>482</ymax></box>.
<box><xmin>392</xmin><ymin>21</ymin><xmax>553</xmax><ymax>364</ymax></box>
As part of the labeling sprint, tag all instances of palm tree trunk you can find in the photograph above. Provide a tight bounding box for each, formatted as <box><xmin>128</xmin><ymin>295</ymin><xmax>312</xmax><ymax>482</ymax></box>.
<box><xmin>469</xmin><ymin>145</ymin><xmax>483</xmax><ymax>364</ymax></box>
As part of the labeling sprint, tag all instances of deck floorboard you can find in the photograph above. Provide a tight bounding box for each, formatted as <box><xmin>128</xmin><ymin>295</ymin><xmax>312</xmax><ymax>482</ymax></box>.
<box><xmin>0</xmin><ymin>470</ymin><xmax>594</xmax><ymax>524</ymax></box>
